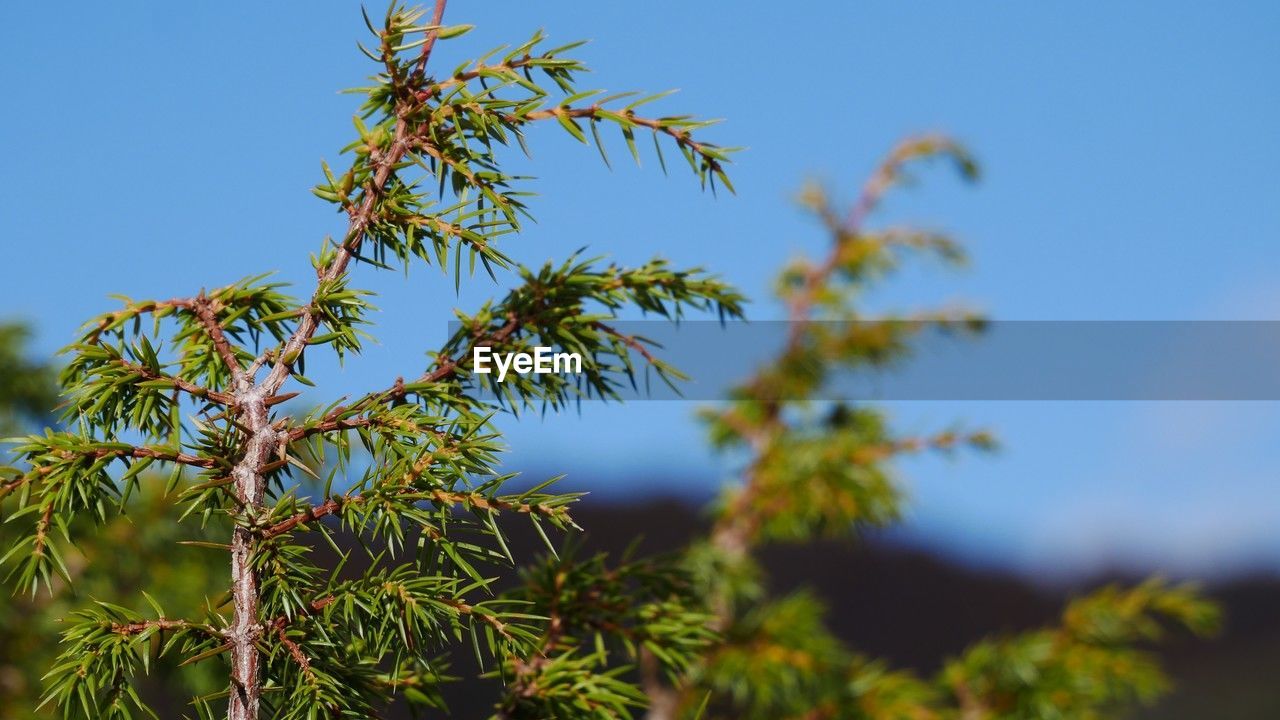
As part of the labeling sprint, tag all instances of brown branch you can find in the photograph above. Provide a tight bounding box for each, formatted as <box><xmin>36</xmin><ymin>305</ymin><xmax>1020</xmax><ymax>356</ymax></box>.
<box><xmin>261</xmin><ymin>497</ymin><xmax>345</xmax><ymax>539</ymax></box>
<box><xmin>284</xmin><ymin>413</ymin><xmax>447</xmax><ymax>447</ymax></box>
<box><xmin>263</xmin><ymin>133</ymin><xmax>413</xmax><ymax>395</ymax></box>
<box><xmin>0</xmin><ymin>472</ymin><xmax>32</xmax><ymax>498</ymax></box>
<box><xmin>413</xmin><ymin>140</ymin><xmax>511</xmax><ymax>209</ymax></box>
<box><xmin>268</xmin><ymin>586</ymin><xmax>508</xmax><ymax>642</ymax></box>
<box><xmin>127</xmin><ymin>445</ymin><xmax>218</xmax><ymax>468</ymax></box>
<box><xmin>286</xmin><ymin>417</ymin><xmax>375</xmax><ymax>443</ymax></box>
<box><xmin>219</xmin><ymin>6</ymin><xmax>456</xmax><ymax>718</ymax></box>
<box><xmin>110</xmin><ymin>618</ymin><xmax>215</xmax><ymax>636</ymax></box>
<box><xmin>9</xmin><ymin>446</ymin><xmax>221</xmax><ymax>549</ymax></box>
<box><xmin>84</xmin><ymin>292</ymin><xmax>249</xmax><ymax>392</ymax></box>
<box><xmin>592</xmin><ymin>321</ymin><xmax>658</xmax><ymax>365</ymax></box>
<box><xmin>112</xmin><ymin>357</ymin><xmax>234</xmax><ymax>405</ymax></box>
<box><xmin>423</xmin><ymin>55</ymin><xmax>542</xmax><ymax>96</ymax></box>
<box><xmin>261</xmin><ymin>2</ymin><xmax>455</xmax><ymax>396</ymax></box>
<box><xmin>260</xmin><ymin>439</ymin><xmax>444</xmax><ymax>539</ymax></box>
<box><xmin>425</xmin><ymin>311</ymin><xmax>523</xmax><ymax>383</ymax></box>
<box><xmin>276</xmin><ymin>626</ymin><xmax>318</xmax><ymax>683</ymax></box>
<box><xmin>285</xmin><ymin>311</ymin><xmax>524</xmax><ymax>439</ymax></box>
<box><xmin>191</xmin><ymin>294</ymin><xmax>247</xmax><ymax>385</ymax></box>
<box><xmin>506</xmin><ymin>569</ymin><xmax>566</xmax><ymax>700</ymax></box>
<box><xmin>702</xmin><ymin>144</ymin><xmax>925</xmax><ymax>626</ymax></box>
<box><xmin>439</xmin><ymin>597</ymin><xmax>513</xmax><ymax>641</ymax></box>
<box><xmin>260</xmin><ymin>437</ymin><xmax>569</xmax><ymax>541</ymax></box>
<box><xmin>413</xmin><ymin>0</ymin><xmax>450</xmax><ymax>79</ymax></box>
<box><xmin>227</xmin><ymin>393</ymin><xmax>274</xmax><ymax>720</ymax></box>
<box><xmin>31</xmin><ymin>502</ymin><xmax>54</xmax><ymax>562</ymax></box>
<box><xmin>85</xmin><ymin>297</ymin><xmax>194</xmax><ymax>345</ymax></box>
<box><xmin>706</xmin><ymin>328</ymin><xmax>989</xmax><ymax>630</ymax></box>
<box><xmin>710</xmin><ymin>431</ymin><xmax>986</xmax><ymax>564</ymax></box>
<box><xmin>260</xmin><ymin>485</ymin><xmax>570</xmax><ymax>540</ymax></box>
<box><xmin>16</xmin><ymin>444</ymin><xmax>216</xmax><ymax>577</ymax></box>
<box><xmin>24</xmin><ymin>445</ymin><xmax>221</xmax><ymax>475</ymax></box>
<box><xmin>412</xmin><ymin>101</ymin><xmax>725</xmax><ymax>215</ymax></box>
<box><xmin>524</xmin><ymin>105</ymin><xmax>722</xmax><ymax>167</ymax></box>
<box><xmin>784</xmin><ymin>141</ymin><xmax>917</xmax><ymax>334</ymax></box>
<box><xmin>265</xmin><ymin>596</ymin><xmax>338</xmax><ymax>634</ymax></box>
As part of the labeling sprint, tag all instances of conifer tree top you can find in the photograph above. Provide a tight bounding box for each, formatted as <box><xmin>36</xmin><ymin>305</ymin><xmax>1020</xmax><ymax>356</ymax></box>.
<box><xmin>2</xmin><ymin>3</ymin><xmax>741</xmax><ymax>717</ymax></box>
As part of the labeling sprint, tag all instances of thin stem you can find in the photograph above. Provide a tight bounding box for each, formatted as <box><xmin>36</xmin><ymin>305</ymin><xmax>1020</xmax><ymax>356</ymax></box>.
<box><xmin>526</xmin><ymin>106</ymin><xmax>722</xmax><ymax>168</ymax></box>
<box><xmin>413</xmin><ymin>0</ymin><xmax>450</xmax><ymax>79</ymax></box>
<box><xmin>259</xmin><ymin>485</ymin><xmax>571</xmax><ymax>540</ymax></box>
<box><xmin>226</xmin><ymin>9</ymin><xmax>451</xmax><ymax>714</ymax></box>
<box><xmin>262</xmin><ymin>28</ymin><xmax>452</xmax><ymax>394</ymax></box>
<box><xmin>112</xmin><ymin>357</ymin><xmax>234</xmax><ymax>404</ymax></box>
<box><xmin>227</xmin><ymin>99</ymin><xmax>432</xmax><ymax>720</ymax></box>
<box><xmin>192</xmin><ymin>294</ymin><xmax>248</xmax><ymax>388</ymax></box>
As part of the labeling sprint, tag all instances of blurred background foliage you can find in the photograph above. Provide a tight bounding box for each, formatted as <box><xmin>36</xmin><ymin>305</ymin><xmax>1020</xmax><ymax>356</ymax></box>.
<box><xmin>0</xmin><ymin>322</ymin><xmax>226</xmax><ymax>717</ymax></box>
<box><xmin>627</xmin><ymin>142</ymin><xmax>1223</xmax><ymax>720</ymax></box>
<box><xmin>0</xmin><ymin>325</ymin><xmax>55</xmax><ymax>438</ymax></box>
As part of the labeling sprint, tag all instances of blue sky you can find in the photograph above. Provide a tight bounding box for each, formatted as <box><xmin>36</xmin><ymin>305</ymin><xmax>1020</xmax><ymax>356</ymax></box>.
<box><xmin>3</xmin><ymin>2</ymin><xmax>1279</xmax><ymax>578</ymax></box>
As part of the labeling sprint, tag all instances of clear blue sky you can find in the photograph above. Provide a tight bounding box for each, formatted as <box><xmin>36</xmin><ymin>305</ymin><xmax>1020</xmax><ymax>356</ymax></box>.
<box><xmin>3</xmin><ymin>2</ymin><xmax>1279</xmax><ymax>579</ymax></box>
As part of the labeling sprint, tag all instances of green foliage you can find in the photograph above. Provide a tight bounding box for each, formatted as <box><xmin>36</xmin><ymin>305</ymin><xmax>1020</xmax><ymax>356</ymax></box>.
<box><xmin>0</xmin><ymin>5</ymin><xmax>1218</xmax><ymax>720</ymax></box>
<box><xmin>0</xmin><ymin>326</ymin><xmax>226</xmax><ymax>719</ymax></box>
<box><xmin>941</xmin><ymin>580</ymin><xmax>1220</xmax><ymax>719</ymax></box>
<box><xmin>495</xmin><ymin>549</ymin><xmax>715</xmax><ymax>719</ymax></box>
<box><xmin>440</xmin><ymin>255</ymin><xmax>744</xmax><ymax>410</ymax></box>
<box><xmin>640</xmin><ymin>139</ymin><xmax>1219</xmax><ymax>720</ymax></box>
<box><xmin>42</xmin><ymin>601</ymin><xmax>222</xmax><ymax>720</ymax></box>
<box><xmin>696</xmin><ymin>592</ymin><xmax>850</xmax><ymax>719</ymax></box>
<box><xmin>1</xmin><ymin>4</ymin><xmax>739</xmax><ymax>718</ymax></box>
